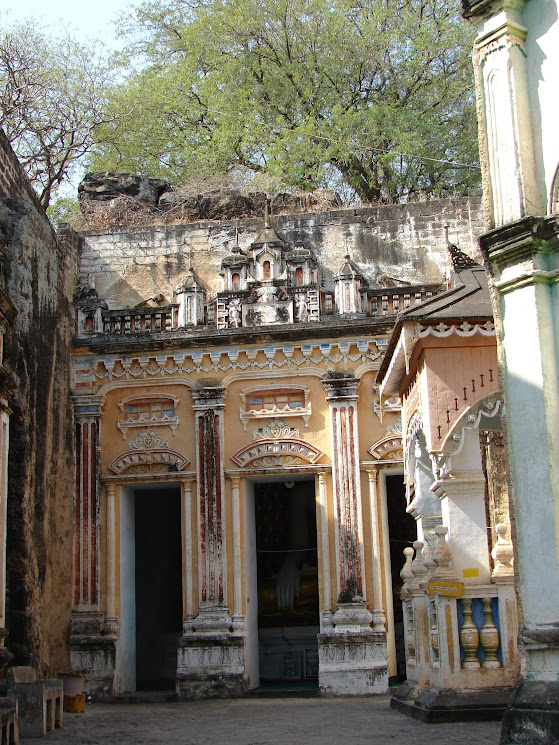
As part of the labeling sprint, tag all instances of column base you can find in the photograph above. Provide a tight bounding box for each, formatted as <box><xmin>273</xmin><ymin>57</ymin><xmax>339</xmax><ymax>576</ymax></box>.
<box><xmin>500</xmin><ymin>679</ymin><xmax>559</xmax><ymax>744</ymax></box>
<box><xmin>70</xmin><ymin>612</ymin><xmax>116</xmax><ymax>701</ymax></box>
<box><xmin>318</xmin><ymin>632</ymin><xmax>388</xmax><ymax>695</ymax></box>
<box><xmin>391</xmin><ymin>684</ymin><xmax>513</xmax><ymax>723</ymax></box>
<box><xmin>176</xmin><ymin>634</ymin><xmax>245</xmax><ymax>699</ymax></box>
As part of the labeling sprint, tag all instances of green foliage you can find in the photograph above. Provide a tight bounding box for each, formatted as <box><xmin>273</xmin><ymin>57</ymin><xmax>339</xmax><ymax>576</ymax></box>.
<box><xmin>0</xmin><ymin>17</ymin><xmax>118</xmax><ymax>209</ymax></box>
<box><xmin>91</xmin><ymin>0</ymin><xmax>480</xmax><ymax>202</ymax></box>
<box><xmin>46</xmin><ymin>196</ymin><xmax>84</xmax><ymax>229</ymax></box>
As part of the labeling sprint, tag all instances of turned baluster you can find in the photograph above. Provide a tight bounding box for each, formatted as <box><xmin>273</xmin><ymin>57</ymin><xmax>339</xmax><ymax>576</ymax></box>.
<box><xmin>492</xmin><ymin>523</ymin><xmax>514</xmax><ymax>579</ymax></box>
<box><xmin>400</xmin><ymin>546</ymin><xmax>415</xmax><ymax>596</ymax></box>
<box><xmin>433</xmin><ymin>525</ymin><xmax>453</xmax><ymax>575</ymax></box>
<box><xmin>423</xmin><ymin>530</ymin><xmax>437</xmax><ymax>572</ymax></box>
<box><xmin>480</xmin><ymin>597</ymin><xmax>501</xmax><ymax>668</ymax></box>
<box><xmin>460</xmin><ymin>598</ymin><xmax>480</xmax><ymax>669</ymax></box>
<box><xmin>411</xmin><ymin>540</ymin><xmax>428</xmax><ymax>588</ymax></box>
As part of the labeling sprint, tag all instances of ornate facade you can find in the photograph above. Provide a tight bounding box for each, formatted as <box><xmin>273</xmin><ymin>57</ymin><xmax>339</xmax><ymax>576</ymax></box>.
<box><xmin>69</xmin><ymin>210</ymin><xmax>480</xmax><ymax>699</ymax></box>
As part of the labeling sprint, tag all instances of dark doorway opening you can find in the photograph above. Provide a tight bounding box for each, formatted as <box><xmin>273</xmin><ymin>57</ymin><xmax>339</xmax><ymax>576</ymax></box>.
<box><xmin>386</xmin><ymin>474</ymin><xmax>417</xmax><ymax>681</ymax></box>
<box><xmin>255</xmin><ymin>480</ymin><xmax>319</xmax><ymax>686</ymax></box>
<box><xmin>135</xmin><ymin>487</ymin><xmax>182</xmax><ymax>690</ymax></box>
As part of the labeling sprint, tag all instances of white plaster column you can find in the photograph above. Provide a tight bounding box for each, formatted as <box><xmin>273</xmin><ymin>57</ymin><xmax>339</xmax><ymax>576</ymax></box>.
<box><xmin>190</xmin><ymin>386</ymin><xmax>231</xmax><ymax>633</ymax></box>
<box><xmin>230</xmin><ymin>476</ymin><xmax>245</xmax><ymax>634</ymax></box>
<box><xmin>104</xmin><ymin>483</ymin><xmax>118</xmax><ymax>634</ymax></box>
<box><xmin>481</xmin><ymin>219</ymin><xmax>559</xmax><ymax>687</ymax></box>
<box><xmin>181</xmin><ymin>478</ymin><xmax>195</xmax><ymax>633</ymax></box>
<box><xmin>317</xmin><ymin>472</ymin><xmax>332</xmax><ymax>631</ymax></box>
<box><xmin>366</xmin><ymin>469</ymin><xmax>386</xmax><ymax>633</ymax></box>
<box><xmin>470</xmin><ymin>5</ymin><xmax>542</xmax><ymax>226</ymax></box>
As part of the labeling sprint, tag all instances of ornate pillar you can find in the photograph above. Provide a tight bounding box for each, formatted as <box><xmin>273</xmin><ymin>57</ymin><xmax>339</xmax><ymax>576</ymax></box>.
<box><xmin>72</xmin><ymin>396</ymin><xmax>102</xmax><ymax>623</ymax></box>
<box><xmin>71</xmin><ymin>396</ymin><xmax>116</xmax><ymax>698</ymax></box>
<box><xmin>190</xmin><ymin>386</ymin><xmax>230</xmax><ymax>632</ymax></box>
<box><xmin>322</xmin><ymin>376</ymin><xmax>367</xmax><ymax>612</ymax></box>
<box><xmin>318</xmin><ymin>376</ymin><xmax>387</xmax><ymax>695</ymax></box>
<box><xmin>177</xmin><ymin>386</ymin><xmax>244</xmax><ymax>699</ymax></box>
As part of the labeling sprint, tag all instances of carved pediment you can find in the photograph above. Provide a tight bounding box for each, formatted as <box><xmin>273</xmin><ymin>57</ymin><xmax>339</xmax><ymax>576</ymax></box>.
<box><xmin>231</xmin><ymin>422</ymin><xmax>324</xmax><ymax>467</ymax></box>
<box><xmin>108</xmin><ymin>429</ymin><xmax>189</xmax><ymax>474</ymax></box>
<box><xmin>368</xmin><ymin>434</ymin><xmax>403</xmax><ymax>461</ymax></box>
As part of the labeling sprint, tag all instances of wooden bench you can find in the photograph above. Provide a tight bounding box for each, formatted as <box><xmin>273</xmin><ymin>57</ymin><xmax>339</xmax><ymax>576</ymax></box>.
<box><xmin>6</xmin><ymin>667</ymin><xmax>62</xmax><ymax>738</ymax></box>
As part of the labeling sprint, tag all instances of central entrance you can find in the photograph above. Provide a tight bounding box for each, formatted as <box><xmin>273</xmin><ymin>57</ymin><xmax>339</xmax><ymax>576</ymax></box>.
<box><xmin>254</xmin><ymin>479</ymin><xmax>319</xmax><ymax>685</ymax></box>
<box><xmin>119</xmin><ymin>482</ymin><xmax>182</xmax><ymax>692</ymax></box>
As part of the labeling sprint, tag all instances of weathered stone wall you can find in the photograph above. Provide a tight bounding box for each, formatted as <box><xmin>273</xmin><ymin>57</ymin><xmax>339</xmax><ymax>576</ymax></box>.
<box><xmin>0</xmin><ymin>130</ymin><xmax>77</xmax><ymax>675</ymax></box>
<box><xmin>79</xmin><ymin>191</ymin><xmax>484</xmax><ymax>309</ymax></box>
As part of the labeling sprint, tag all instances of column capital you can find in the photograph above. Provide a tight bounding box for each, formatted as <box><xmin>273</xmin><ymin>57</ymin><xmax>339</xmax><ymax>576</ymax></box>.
<box><xmin>190</xmin><ymin>386</ymin><xmax>226</xmax><ymax>410</ymax></box>
<box><xmin>73</xmin><ymin>394</ymin><xmax>105</xmax><ymax>418</ymax></box>
<box><xmin>322</xmin><ymin>376</ymin><xmax>360</xmax><ymax>402</ymax></box>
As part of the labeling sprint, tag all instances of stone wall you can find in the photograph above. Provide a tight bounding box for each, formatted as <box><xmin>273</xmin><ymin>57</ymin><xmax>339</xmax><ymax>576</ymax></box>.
<box><xmin>80</xmin><ymin>191</ymin><xmax>484</xmax><ymax>309</ymax></box>
<box><xmin>0</xmin><ymin>130</ymin><xmax>78</xmax><ymax>675</ymax></box>
<box><xmin>0</xmin><ymin>130</ymin><xmax>43</xmax><ymax>210</ymax></box>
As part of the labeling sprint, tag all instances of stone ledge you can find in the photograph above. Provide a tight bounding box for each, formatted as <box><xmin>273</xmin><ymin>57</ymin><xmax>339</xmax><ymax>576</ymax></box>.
<box><xmin>391</xmin><ymin>684</ymin><xmax>513</xmax><ymax>723</ymax></box>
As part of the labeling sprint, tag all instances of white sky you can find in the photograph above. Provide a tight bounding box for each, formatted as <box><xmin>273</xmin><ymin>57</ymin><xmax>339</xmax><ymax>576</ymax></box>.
<box><xmin>2</xmin><ymin>0</ymin><xmax>141</xmax><ymax>48</ymax></box>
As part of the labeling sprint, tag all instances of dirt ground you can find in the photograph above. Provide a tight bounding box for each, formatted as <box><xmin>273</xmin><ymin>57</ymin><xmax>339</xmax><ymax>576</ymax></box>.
<box><xmin>23</xmin><ymin>696</ymin><xmax>502</xmax><ymax>745</ymax></box>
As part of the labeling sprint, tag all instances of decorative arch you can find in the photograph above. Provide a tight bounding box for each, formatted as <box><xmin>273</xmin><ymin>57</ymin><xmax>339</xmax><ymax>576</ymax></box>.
<box><xmin>230</xmin><ymin>418</ymin><xmax>324</xmax><ymax>468</ymax></box>
<box><xmin>368</xmin><ymin>433</ymin><xmax>403</xmax><ymax>462</ymax></box>
<box><xmin>108</xmin><ymin>429</ymin><xmax>189</xmax><ymax>475</ymax></box>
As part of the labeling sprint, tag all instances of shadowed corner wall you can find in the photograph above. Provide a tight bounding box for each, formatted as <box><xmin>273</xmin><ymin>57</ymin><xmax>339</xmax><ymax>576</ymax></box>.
<box><xmin>0</xmin><ymin>128</ymin><xmax>79</xmax><ymax>675</ymax></box>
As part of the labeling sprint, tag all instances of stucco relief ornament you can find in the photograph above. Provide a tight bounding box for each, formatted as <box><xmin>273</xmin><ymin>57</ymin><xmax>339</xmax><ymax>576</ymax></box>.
<box><xmin>128</xmin><ymin>430</ymin><xmax>170</xmax><ymax>450</ymax></box>
<box><xmin>109</xmin><ymin>429</ymin><xmax>189</xmax><ymax>474</ymax></box>
<box><xmin>252</xmin><ymin>418</ymin><xmax>299</xmax><ymax>440</ymax></box>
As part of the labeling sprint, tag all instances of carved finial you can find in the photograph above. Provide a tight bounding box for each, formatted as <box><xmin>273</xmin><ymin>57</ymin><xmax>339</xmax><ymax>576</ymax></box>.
<box><xmin>492</xmin><ymin>523</ymin><xmax>514</xmax><ymax>580</ymax></box>
<box><xmin>400</xmin><ymin>546</ymin><xmax>415</xmax><ymax>596</ymax></box>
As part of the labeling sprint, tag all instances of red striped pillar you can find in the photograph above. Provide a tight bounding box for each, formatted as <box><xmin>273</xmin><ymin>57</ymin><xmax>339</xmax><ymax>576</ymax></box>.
<box><xmin>73</xmin><ymin>398</ymin><xmax>102</xmax><ymax>612</ymax></box>
<box><xmin>322</xmin><ymin>377</ymin><xmax>367</xmax><ymax>608</ymax></box>
<box><xmin>190</xmin><ymin>387</ymin><xmax>231</xmax><ymax>633</ymax></box>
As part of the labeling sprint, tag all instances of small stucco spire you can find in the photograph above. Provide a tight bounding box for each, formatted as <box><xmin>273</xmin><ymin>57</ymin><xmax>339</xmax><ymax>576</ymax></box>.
<box><xmin>444</xmin><ymin>225</ymin><xmax>479</xmax><ymax>274</ymax></box>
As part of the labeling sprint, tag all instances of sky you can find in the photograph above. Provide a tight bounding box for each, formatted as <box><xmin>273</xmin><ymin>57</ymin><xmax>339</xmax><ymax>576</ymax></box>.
<box><xmin>2</xmin><ymin>0</ymin><xmax>141</xmax><ymax>48</ymax></box>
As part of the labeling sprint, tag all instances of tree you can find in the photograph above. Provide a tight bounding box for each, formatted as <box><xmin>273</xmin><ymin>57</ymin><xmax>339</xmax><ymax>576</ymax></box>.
<box><xmin>0</xmin><ymin>18</ymin><xmax>118</xmax><ymax>209</ymax></box>
<box><xmin>90</xmin><ymin>0</ymin><xmax>480</xmax><ymax>202</ymax></box>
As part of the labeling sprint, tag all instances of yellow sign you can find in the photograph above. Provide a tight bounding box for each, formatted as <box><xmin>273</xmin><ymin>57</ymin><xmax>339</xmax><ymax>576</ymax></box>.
<box><xmin>463</xmin><ymin>568</ymin><xmax>479</xmax><ymax>578</ymax></box>
<box><xmin>427</xmin><ymin>580</ymin><xmax>464</xmax><ymax>598</ymax></box>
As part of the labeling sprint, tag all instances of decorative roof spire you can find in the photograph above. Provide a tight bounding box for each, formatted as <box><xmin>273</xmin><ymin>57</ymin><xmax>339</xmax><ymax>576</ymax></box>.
<box><xmin>444</xmin><ymin>225</ymin><xmax>479</xmax><ymax>273</ymax></box>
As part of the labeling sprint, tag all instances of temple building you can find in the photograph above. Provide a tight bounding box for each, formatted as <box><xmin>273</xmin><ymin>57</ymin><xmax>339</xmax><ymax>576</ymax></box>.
<box><xmin>66</xmin><ymin>190</ymin><xmax>521</xmax><ymax>700</ymax></box>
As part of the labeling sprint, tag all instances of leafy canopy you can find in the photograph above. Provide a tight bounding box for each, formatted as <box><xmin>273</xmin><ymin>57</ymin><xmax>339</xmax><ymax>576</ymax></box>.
<box><xmin>91</xmin><ymin>0</ymin><xmax>480</xmax><ymax>202</ymax></box>
<box><xmin>0</xmin><ymin>17</ymin><xmax>118</xmax><ymax>209</ymax></box>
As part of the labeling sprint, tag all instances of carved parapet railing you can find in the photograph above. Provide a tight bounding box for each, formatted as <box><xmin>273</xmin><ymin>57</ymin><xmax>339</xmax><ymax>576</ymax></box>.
<box><xmin>102</xmin><ymin>305</ymin><xmax>179</xmax><ymax>335</ymax></box>
<box><xmin>400</xmin><ymin>539</ymin><xmax>520</xmax><ymax>695</ymax></box>
<box><xmin>365</xmin><ymin>284</ymin><xmax>443</xmax><ymax>315</ymax></box>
